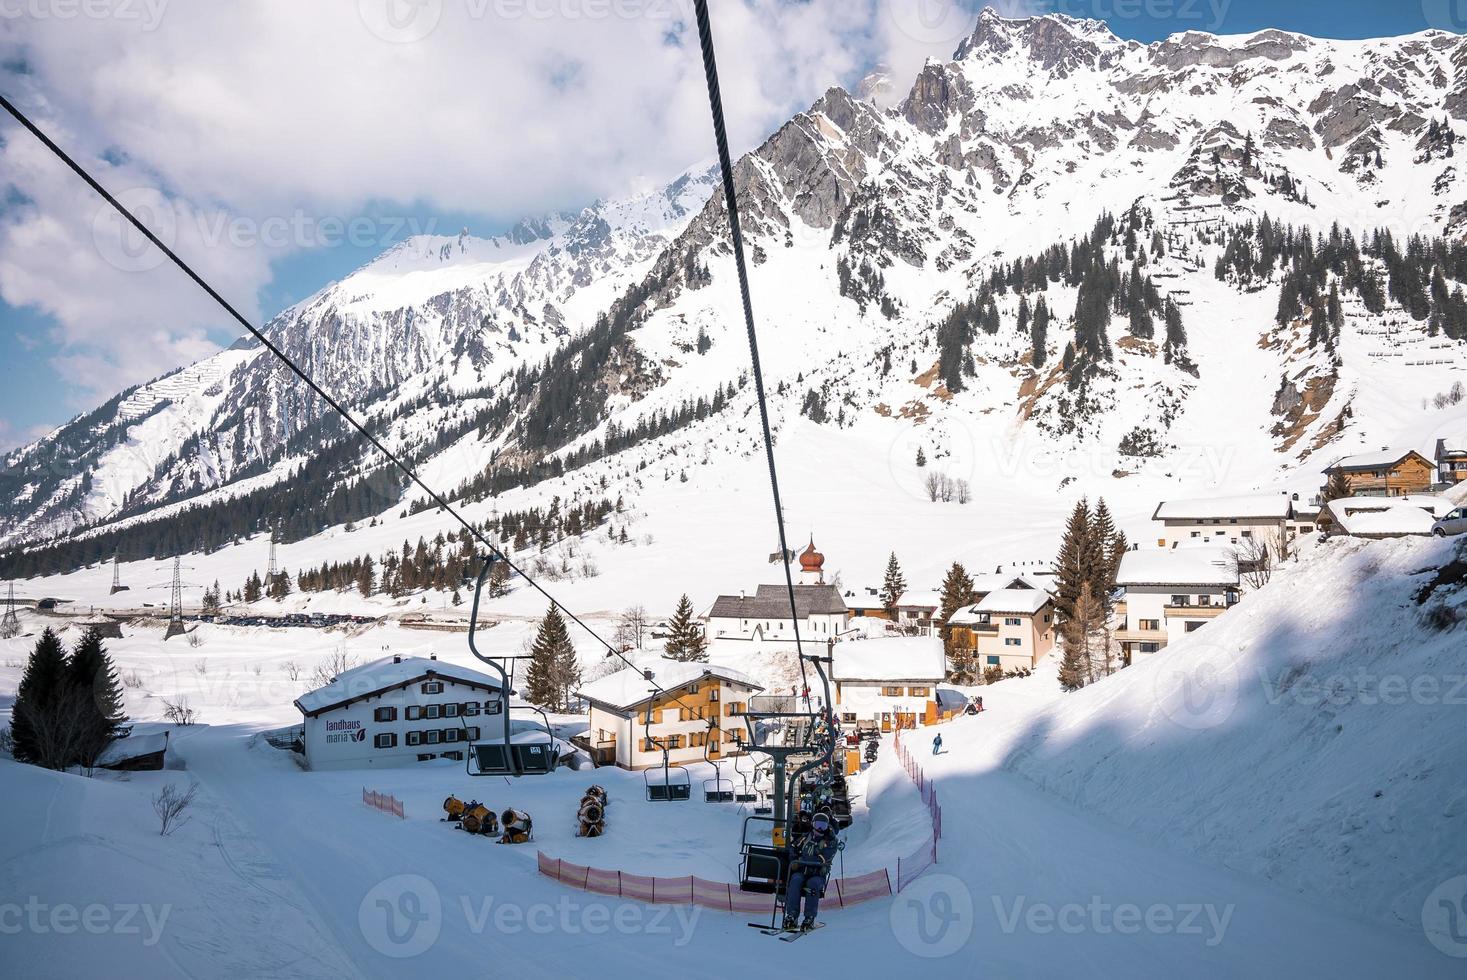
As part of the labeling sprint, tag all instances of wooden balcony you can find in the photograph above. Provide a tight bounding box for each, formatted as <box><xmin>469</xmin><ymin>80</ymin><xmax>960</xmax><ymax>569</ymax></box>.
<box><xmin>1114</xmin><ymin>627</ymin><xmax>1167</xmax><ymax>644</ymax></box>
<box><xmin>1165</xmin><ymin>604</ymin><xmax>1227</xmax><ymax>618</ymax></box>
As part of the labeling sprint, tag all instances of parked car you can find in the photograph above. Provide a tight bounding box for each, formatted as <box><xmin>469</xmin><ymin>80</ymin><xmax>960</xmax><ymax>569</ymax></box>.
<box><xmin>1432</xmin><ymin>506</ymin><xmax>1467</xmax><ymax>537</ymax></box>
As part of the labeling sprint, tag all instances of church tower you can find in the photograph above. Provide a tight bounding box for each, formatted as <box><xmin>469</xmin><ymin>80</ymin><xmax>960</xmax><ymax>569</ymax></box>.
<box><xmin>797</xmin><ymin>538</ymin><xmax>825</xmax><ymax>586</ymax></box>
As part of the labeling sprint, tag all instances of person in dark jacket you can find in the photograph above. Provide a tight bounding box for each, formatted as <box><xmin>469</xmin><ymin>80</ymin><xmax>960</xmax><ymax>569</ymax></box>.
<box><xmin>932</xmin><ymin>732</ymin><xmax>943</xmax><ymax>755</ymax></box>
<box><xmin>783</xmin><ymin>813</ymin><xmax>840</xmax><ymax>930</ymax></box>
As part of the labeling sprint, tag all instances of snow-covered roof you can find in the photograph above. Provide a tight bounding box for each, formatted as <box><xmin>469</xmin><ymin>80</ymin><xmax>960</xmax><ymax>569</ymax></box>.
<box><xmin>576</xmin><ymin>659</ymin><xmax>761</xmax><ymax>711</ymax></box>
<box><xmin>295</xmin><ymin>656</ymin><xmax>504</xmax><ymax>716</ymax></box>
<box><xmin>1328</xmin><ymin>494</ymin><xmax>1456</xmax><ymax>518</ymax></box>
<box><xmin>1438</xmin><ymin>434</ymin><xmax>1467</xmax><ymax>457</ymax></box>
<box><xmin>1116</xmin><ymin>548</ymin><xmax>1239</xmax><ymax>588</ymax></box>
<box><xmin>895</xmin><ymin>589</ymin><xmax>942</xmax><ymax>609</ymax></box>
<box><xmin>96</xmin><ymin>731</ymin><xmax>169</xmax><ymax>766</ymax></box>
<box><xmin>1153</xmin><ymin>493</ymin><xmax>1294</xmax><ymax>521</ymax></box>
<box><xmin>1335</xmin><ymin>508</ymin><xmax>1435</xmax><ymax>538</ymax></box>
<box><xmin>1325</xmin><ymin>448</ymin><xmax>1430</xmax><ymax>472</ymax></box>
<box><xmin>707</xmin><ymin>584</ymin><xmax>847</xmax><ymax>620</ymax></box>
<box><xmin>970</xmin><ymin>572</ymin><xmax>1050</xmax><ymax>596</ymax></box>
<box><xmin>829</xmin><ymin>637</ymin><xmax>945</xmax><ymax>683</ymax></box>
<box><xmin>974</xmin><ymin>588</ymin><xmax>1052</xmax><ymax>615</ymax></box>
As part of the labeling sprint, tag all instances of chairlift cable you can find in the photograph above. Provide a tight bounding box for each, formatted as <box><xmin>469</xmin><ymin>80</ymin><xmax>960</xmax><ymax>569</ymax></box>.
<box><xmin>0</xmin><ymin>93</ymin><xmax>682</xmax><ymax>704</ymax></box>
<box><xmin>690</xmin><ymin>0</ymin><xmax>809</xmax><ymax>688</ymax></box>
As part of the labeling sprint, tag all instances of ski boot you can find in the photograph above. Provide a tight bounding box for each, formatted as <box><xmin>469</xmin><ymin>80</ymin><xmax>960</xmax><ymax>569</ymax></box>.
<box><xmin>781</xmin><ymin>914</ymin><xmax>799</xmax><ymax>932</ymax></box>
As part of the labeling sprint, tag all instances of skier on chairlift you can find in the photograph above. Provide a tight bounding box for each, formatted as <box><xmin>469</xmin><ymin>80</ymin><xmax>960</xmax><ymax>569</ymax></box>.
<box><xmin>782</xmin><ymin>812</ymin><xmax>841</xmax><ymax>932</ymax></box>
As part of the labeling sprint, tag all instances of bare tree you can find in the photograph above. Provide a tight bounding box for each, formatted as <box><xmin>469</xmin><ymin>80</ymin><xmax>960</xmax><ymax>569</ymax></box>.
<box><xmin>162</xmin><ymin>698</ymin><xmax>198</xmax><ymax>726</ymax></box>
<box><xmin>924</xmin><ymin>471</ymin><xmax>944</xmax><ymax>502</ymax></box>
<box><xmin>616</xmin><ymin>605</ymin><xmax>649</xmax><ymax>652</ymax></box>
<box><xmin>281</xmin><ymin>660</ymin><xmax>302</xmax><ymax>682</ymax></box>
<box><xmin>310</xmin><ymin>646</ymin><xmax>357</xmax><ymax>690</ymax></box>
<box><xmin>955</xmin><ymin>479</ymin><xmax>972</xmax><ymax>505</ymax></box>
<box><xmin>1231</xmin><ymin>536</ymin><xmax>1274</xmax><ymax>590</ymax></box>
<box><xmin>152</xmin><ymin>782</ymin><xmax>199</xmax><ymax>836</ymax></box>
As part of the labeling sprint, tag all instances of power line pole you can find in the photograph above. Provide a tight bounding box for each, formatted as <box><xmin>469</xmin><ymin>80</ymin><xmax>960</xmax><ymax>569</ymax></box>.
<box><xmin>165</xmin><ymin>557</ymin><xmax>186</xmax><ymax>640</ymax></box>
<box><xmin>110</xmin><ymin>551</ymin><xmax>130</xmax><ymax>595</ymax></box>
<box><xmin>1</xmin><ymin>581</ymin><xmax>19</xmax><ymax>639</ymax></box>
<box><xmin>268</xmin><ymin>533</ymin><xmax>278</xmax><ymax>581</ymax></box>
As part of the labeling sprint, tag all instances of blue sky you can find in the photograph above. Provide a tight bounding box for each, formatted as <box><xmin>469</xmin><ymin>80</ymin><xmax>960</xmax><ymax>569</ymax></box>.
<box><xmin>0</xmin><ymin>0</ymin><xmax>1458</xmax><ymax>450</ymax></box>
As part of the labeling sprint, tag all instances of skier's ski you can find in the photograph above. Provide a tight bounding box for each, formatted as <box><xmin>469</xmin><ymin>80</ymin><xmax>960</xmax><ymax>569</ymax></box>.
<box><xmin>778</xmin><ymin>923</ymin><xmax>825</xmax><ymax>941</ymax></box>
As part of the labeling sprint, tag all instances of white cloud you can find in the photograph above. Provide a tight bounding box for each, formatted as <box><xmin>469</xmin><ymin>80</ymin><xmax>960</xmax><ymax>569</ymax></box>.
<box><xmin>0</xmin><ymin>0</ymin><xmax>994</xmax><ymax>414</ymax></box>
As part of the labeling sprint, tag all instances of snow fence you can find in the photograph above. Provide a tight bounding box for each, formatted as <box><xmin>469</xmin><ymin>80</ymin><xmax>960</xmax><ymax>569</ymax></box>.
<box><xmin>536</xmin><ymin>853</ymin><xmax>892</xmax><ymax>915</ymax></box>
<box><xmin>892</xmin><ymin>730</ymin><xmax>942</xmax><ymax>892</ymax></box>
<box><xmin>362</xmin><ymin>787</ymin><xmax>405</xmax><ymax>819</ymax></box>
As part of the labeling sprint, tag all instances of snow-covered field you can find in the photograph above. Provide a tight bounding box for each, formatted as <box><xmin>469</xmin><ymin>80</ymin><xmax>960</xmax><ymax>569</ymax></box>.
<box><xmin>3</xmin><ymin>536</ymin><xmax>1465</xmax><ymax>976</ymax></box>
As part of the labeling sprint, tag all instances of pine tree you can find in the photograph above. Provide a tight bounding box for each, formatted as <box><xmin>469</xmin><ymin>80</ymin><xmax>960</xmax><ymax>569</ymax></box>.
<box><xmin>10</xmin><ymin>628</ymin><xmax>69</xmax><ymax>767</ymax></box>
<box><xmin>1031</xmin><ymin>295</ymin><xmax>1050</xmax><ymax>367</ymax></box>
<box><xmin>356</xmin><ymin>555</ymin><xmax>376</xmax><ymax>598</ymax></box>
<box><xmin>1053</xmin><ymin>499</ymin><xmax>1093</xmax><ymax>632</ymax></box>
<box><xmin>243</xmin><ymin>572</ymin><xmax>263</xmax><ymax>604</ymax></box>
<box><xmin>66</xmin><ymin>628</ymin><xmax>128</xmax><ymax>768</ymax></box>
<box><xmin>664</xmin><ymin>594</ymin><xmax>707</xmax><ymax>662</ymax></box>
<box><xmin>937</xmin><ymin>562</ymin><xmax>974</xmax><ymax>668</ymax></box>
<box><xmin>525</xmin><ymin>605</ymin><xmax>575</xmax><ymax>710</ymax></box>
<box><xmin>1059</xmin><ymin>582</ymin><xmax>1100</xmax><ymax>691</ymax></box>
<box><xmin>915</xmin><ymin>447</ymin><xmax>927</xmax><ymax>467</ymax></box>
<box><xmin>880</xmin><ymin>553</ymin><xmax>907</xmax><ymax>619</ymax></box>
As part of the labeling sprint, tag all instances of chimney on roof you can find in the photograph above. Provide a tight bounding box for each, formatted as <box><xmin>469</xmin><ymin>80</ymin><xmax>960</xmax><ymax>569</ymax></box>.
<box><xmin>643</xmin><ymin>669</ymin><xmax>655</xmax><ymax>682</ymax></box>
<box><xmin>393</xmin><ymin>655</ymin><xmax>401</xmax><ymax>664</ymax></box>
<box><xmin>430</xmin><ymin>653</ymin><xmax>437</xmax><ymax>660</ymax></box>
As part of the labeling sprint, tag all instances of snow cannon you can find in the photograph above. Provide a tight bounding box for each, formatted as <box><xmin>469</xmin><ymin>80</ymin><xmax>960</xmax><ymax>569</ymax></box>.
<box><xmin>583</xmin><ymin>785</ymin><xmax>609</xmax><ymax>806</ymax></box>
<box><xmin>461</xmin><ymin>803</ymin><xmax>499</xmax><ymax>836</ymax></box>
<box><xmin>499</xmin><ymin>808</ymin><xmax>533</xmax><ymax>844</ymax></box>
<box><xmin>577</xmin><ymin>799</ymin><xmax>605</xmax><ymax>838</ymax></box>
<box><xmin>443</xmin><ymin>796</ymin><xmax>468</xmax><ymax>821</ymax></box>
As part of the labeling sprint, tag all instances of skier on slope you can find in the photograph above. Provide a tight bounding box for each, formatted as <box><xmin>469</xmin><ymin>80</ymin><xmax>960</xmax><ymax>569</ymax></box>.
<box><xmin>932</xmin><ymin>732</ymin><xmax>943</xmax><ymax>755</ymax></box>
<box><xmin>783</xmin><ymin>812</ymin><xmax>841</xmax><ymax>932</ymax></box>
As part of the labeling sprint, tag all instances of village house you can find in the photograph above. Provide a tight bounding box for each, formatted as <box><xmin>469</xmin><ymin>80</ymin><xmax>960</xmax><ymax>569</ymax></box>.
<box><xmin>828</xmin><ymin>636</ymin><xmax>946</xmax><ymax>732</ymax></box>
<box><xmin>1151</xmin><ymin>493</ymin><xmax>1297</xmax><ymax>549</ymax></box>
<box><xmin>892</xmin><ymin>589</ymin><xmax>943</xmax><ymax>629</ymax></box>
<box><xmin>294</xmin><ymin>654</ymin><xmax>514</xmax><ymax>771</ymax></box>
<box><xmin>1114</xmin><ymin>548</ymin><xmax>1241</xmax><ymax>663</ymax></box>
<box><xmin>575</xmin><ymin>660</ymin><xmax>763</xmax><ymax>770</ymax></box>
<box><xmin>1323</xmin><ymin>448</ymin><xmax>1435</xmax><ymax>497</ymax></box>
<box><xmin>1437</xmin><ymin>434</ymin><xmax>1467</xmax><ymax>486</ymax></box>
<box><xmin>842</xmin><ymin>585</ymin><xmax>887</xmax><ymax>618</ymax></box>
<box><xmin>948</xmin><ymin>587</ymin><xmax>1056</xmax><ymax>674</ymax></box>
<box><xmin>1319</xmin><ymin>495</ymin><xmax>1452</xmax><ymax>539</ymax></box>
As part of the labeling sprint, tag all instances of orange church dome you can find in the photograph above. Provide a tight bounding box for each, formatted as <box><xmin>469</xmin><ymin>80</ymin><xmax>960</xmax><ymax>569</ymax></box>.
<box><xmin>799</xmin><ymin>538</ymin><xmax>824</xmax><ymax>572</ymax></box>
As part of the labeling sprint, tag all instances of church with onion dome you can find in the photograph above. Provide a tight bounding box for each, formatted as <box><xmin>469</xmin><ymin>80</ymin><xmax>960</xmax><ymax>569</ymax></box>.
<box><xmin>703</xmin><ymin>538</ymin><xmax>852</xmax><ymax>655</ymax></box>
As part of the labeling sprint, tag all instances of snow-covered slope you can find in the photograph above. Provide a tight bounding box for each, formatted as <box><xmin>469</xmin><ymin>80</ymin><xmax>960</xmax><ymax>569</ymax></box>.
<box><xmin>930</xmin><ymin>534</ymin><xmax>1467</xmax><ymax>932</ymax></box>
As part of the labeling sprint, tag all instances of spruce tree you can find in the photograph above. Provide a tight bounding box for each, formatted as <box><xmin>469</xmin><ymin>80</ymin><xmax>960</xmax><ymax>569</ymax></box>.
<box><xmin>880</xmin><ymin>553</ymin><xmax>907</xmax><ymax>619</ymax></box>
<box><xmin>664</xmin><ymin>594</ymin><xmax>707</xmax><ymax>662</ymax></box>
<box><xmin>1053</xmin><ymin>499</ymin><xmax>1093</xmax><ymax>631</ymax></box>
<box><xmin>67</xmin><ymin>628</ymin><xmax>128</xmax><ymax>768</ymax></box>
<box><xmin>938</xmin><ymin>562</ymin><xmax>974</xmax><ymax>667</ymax></box>
<box><xmin>1031</xmin><ymin>296</ymin><xmax>1050</xmax><ymax>367</ymax></box>
<box><xmin>525</xmin><ymin>605</ymin><xmax>575</xmax><ymax>710</ymax></box>
<box><xmin>10</xmin><ymin>628</ymin><xmax>68</xmax><ymax>766</ymax></box>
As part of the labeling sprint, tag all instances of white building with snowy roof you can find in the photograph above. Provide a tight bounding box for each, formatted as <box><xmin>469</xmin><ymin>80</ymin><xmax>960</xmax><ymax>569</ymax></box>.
<box><xmin>704</xmin><ymin>583</ymin><xmax>851</xmax><ymax>655</ymax></box>
<box><xmin>1115</xmin><ymin>547</ymin><xmax>1240</xmax><ymax>662</ymax></box>
<box><xmin>294</xmin><ymin>654</ymin><xmax>516</xmax><ymax>771</ymax></box>
<box><xmin>1151</xmin><ymin>493</ymin><xmax>1296</xmax><ymax>549</ymax></box>
<box><xmin>575</xmin><ymin>659</ymin><xmax>763</xmax><ymax>770</ymax></box>
<box><xmin>829</xmin><ymin>636</ymin><xmax>946</xmax><ymax>731</ymax></box>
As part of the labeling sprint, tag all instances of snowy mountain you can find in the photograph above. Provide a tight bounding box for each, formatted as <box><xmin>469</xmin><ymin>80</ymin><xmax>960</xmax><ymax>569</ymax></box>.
<box><xmin>6</xmin><ymin>12</ymin><xmax>1467</xmax><ymax>602</ymax></box>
